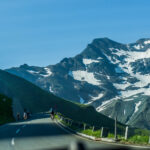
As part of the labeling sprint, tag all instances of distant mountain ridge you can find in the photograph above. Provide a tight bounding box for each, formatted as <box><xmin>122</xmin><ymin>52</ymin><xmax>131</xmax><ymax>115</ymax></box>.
<box><xmin>6</xmin><ymin>37</ymin><xmax>150</xmax><ymax>129</ymax></box>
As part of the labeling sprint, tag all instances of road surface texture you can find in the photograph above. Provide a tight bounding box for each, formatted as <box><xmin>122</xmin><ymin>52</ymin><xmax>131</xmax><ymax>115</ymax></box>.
<box><xmin>0</xmin><ymin>113</ymin><xmax>149</xmax><ymax>150</ymax></box>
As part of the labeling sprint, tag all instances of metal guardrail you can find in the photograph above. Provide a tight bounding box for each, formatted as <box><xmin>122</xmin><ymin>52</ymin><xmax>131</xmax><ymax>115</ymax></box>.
<box><xmin>56</xmin><ymin>113</ymin><xmax>127</xmax><ymax>140</ymax></box>
<box><xmin>56</xmin><ymin>112</ymin><xmax>150</xmax><ymax>144</ymax></box>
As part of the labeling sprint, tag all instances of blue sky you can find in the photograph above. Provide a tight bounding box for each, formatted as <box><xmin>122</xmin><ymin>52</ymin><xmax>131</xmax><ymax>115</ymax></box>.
<box><xmin>0</xmin><ymin>0</ymin><xmax>150</xmax><ymax>69</ymax></box>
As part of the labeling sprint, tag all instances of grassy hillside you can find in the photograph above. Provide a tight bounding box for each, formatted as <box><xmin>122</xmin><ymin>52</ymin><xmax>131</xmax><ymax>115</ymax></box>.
<box><xmin>0</xmin><ymin>94</ymin><xmax>14</xmax><ymax>125</ymax></box>
<box><xmin>0</xmin><ymin>69</ymin><xmax>121</xmax><ymax>129</ymax></box>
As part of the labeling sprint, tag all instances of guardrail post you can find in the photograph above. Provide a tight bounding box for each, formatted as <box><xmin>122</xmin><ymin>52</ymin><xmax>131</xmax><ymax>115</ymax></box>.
<box><xmin>149</xmin><ymin>136</ymin><xmax>150</xmax><ymax>144</ymax></box>
<box><xmin>92</xmin><ymin>126</ymin><xmax>95</xmax><ymax>132</ymax></box>
<box><xmin>125</xmin><ymin>126</ymin><xmax>128</xmax><ymax>140</ymax></box>
<box><xmin>101</xmin><ymin>127</ymin><xmax>104</xmax><ymax>138</ymax></box>
<box><xmin>114</xmin><ymin>116</ymin><xmax>117</xmax><ymax>140</ymax></box>
<box><xmin>84</xmin><ymin>124</ymin><xmax>86</xmax><ymax>131</ymax></box>
<box><xmin>70</xmin><ymin>120</ymin><xmax>73</xmax><ymax>126</ymax></box>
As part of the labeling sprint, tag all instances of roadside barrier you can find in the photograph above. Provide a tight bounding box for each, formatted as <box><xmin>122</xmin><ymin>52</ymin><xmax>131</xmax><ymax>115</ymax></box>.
<box><xmin>56</xmin><ymin>112</ymin><xmax>150</xmax><ymax>144</ymax></box>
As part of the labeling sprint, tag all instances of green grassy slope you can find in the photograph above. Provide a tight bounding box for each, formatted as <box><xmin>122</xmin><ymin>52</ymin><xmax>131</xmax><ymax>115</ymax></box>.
<box><xmin>0</xmin><ymin>94</ymin><xmax>14</xmax><ymax>125</ymax></box>
<box><xmin>0</xmin><ymin>69</ymin><xmax>123</xmax><ymax>128</ymax></box>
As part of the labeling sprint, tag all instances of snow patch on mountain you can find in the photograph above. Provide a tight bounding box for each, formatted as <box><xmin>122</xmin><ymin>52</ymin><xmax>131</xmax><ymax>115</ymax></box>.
<box><xmin>116</xmin><ymin>48</ymin><xmax>150</xmax><ymax>64</ymax></box>
<box><xmin>91</xmin><ymin>93</ymin><xmax>104</xmax><ymax>101</ymax></box>
<box><xmin>83</xmin><ymin>59</ymin><xmax>99</xmax><ymax>65</ymax></box>
<box><xmin>111</xmin><ymin>48</ymin><xmax>126</xmax><ymax>57</ymax></box>
<box><xmin>133</xmin><ymin>73</ymin><xmax>150</xmax><ymax>88</ymax></box>
<box><xmin>119</xmin><ymin>63</ymin><xmax>150</xmax><ymax>92</ymax></box>
<box><xmin>134</xmin><ymin>101</ymin><xmax>141</xmax><ymax>113</ymax></box>
<box><xmin>108</xmin><ymin>48</ymin><xmax>150</xmax><ymax>69</ymax></box>
<box><xmin>40</xmin><ymin>68</ymin><xmax>52</xmax><ymax>77</ymax></box>
<box><xmin>109</xmin><ymin>48</ymin><xmax>120</xmax><ymax>52</ymax></box>
<box><xmin>133</xmin><ymin>44</ymin><xmax>144</xmax><ymax>50</ymax></box>
<box><xmin>87</xmin><ymin>93</ymin><xmax>104</xmax><ymax>104</ymax></box>
<box><xmin>96</xmin><ymin>98</ymin><xmax>118</xmax><ymax>112</ymax></box>
<box><xmin>120</xmin><ymin>87</ymin><xmax>150</xmax><ymax>98</ymax></box>
<box><xmin>113</xmin><ymin>82</ymin><xmax>131</xmax><ymax>90</ymax></box>
<box><xmin>49</xmin><ymin>86</ymin><xmax>54</xmax><ymax>93</ymax></box>
<box><xmin>45</xmin><ymin>68</ymin><xmax>52</xmax><ymax>76</ymax></box>
<box><xmin>97</xmin><ymin>57</ymin><xmax>103</xmax><ymax>60</ymax></box>
<box><xmin>27</xmin><ymin>70</ymin><xmax>39</xmax><ymax>74</ymax></box>
<box><xmin>124</xmin><ymin>98</ymin><xmax>134</xmax><ymax>101</ymax></box>
<box><xmin>144</xmin><ymin>40</ymin><xmax>150</xmax><ymax>45</ymax></box>
<box><xmin>127</xmin><ymin>49</ymin><xmax>150</xmax><ymax>62</ymax></box>
<box><xmin>126</xmin><ymin>100</ymin><xmax>142</xmax><ymax>124</ymax></box>
<box><xmin>108</xmin><ymin>47</ymin><xmax>150</xmax><ymax>98</ymax></box>
<box><xmin>70</xmin><ymin>70</ymin><xmax>101</xmax><ymax>85</ymax></box>
<box><xmin>106</xmin><ymin>75</ymin><xmax>110</xmax><ymax>80</ymax></box>
<box><xmin>124</xmin><ymin>109</ymin><xmax>126</xmax><ymax>115</ymax></box>
<box><xmin>109</xmin><ymin>48</ymin><xmax>115</xmax><ymax>51</ymax></box>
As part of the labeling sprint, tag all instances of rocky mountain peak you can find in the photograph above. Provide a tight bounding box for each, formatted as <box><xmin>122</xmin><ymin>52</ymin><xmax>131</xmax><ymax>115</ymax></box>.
<box><xmin>136</xmin><ymin>38</ymin><xmax>150</xmax><ymax>44</ymax></box>
<box><xmin>92</xmin><ymin>37</ymin><xmax>122</xmax><ymax>45</ymax></box>
<box><xmin>5</xmin><ymin>37</ymin><xmax>150</xmax><ymax>129</ymax></box>
<box><xmin>20</xmin><ymin>64</ymin><xmax>29</xmax><ymax>69</ymax></box>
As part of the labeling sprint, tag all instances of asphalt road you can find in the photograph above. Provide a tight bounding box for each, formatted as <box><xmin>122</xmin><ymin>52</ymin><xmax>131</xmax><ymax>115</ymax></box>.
<box><xmin>0</xmin><ymin>114</ymin><xmax>149</xmax><ymax>150</ymax></box>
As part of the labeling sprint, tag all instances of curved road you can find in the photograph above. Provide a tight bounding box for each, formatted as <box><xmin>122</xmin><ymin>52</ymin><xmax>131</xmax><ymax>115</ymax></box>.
<box><xmin>0</xmin><ymin>114</ymin><xmax>149</xmax><ymax>150</ymax></box>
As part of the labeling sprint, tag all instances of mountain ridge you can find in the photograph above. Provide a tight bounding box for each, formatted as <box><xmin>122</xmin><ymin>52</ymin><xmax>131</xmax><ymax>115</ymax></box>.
<box><xmin>6</xmin><ymin>37</ymin><xmax>150</xmax><ymax>129</ymax></box>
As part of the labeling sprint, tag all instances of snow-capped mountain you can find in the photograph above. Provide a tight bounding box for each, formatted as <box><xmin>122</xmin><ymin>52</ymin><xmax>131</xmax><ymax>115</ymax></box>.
<box><xmin>6</xmin><ymin>38</ymin><xmax>150</xmax><ymax>129</ymax></box>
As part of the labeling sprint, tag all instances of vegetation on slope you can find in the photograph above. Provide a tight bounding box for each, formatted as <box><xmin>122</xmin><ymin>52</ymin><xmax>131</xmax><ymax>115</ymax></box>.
<box><xmin>0</xmin><ymin>94</ymin><xmax>14</xmax><ymax>125</ymax></box>
<box><xmin>0</xmin><ymin>69</ymin><xmax>123</xmax><ymax>129</ymax></box>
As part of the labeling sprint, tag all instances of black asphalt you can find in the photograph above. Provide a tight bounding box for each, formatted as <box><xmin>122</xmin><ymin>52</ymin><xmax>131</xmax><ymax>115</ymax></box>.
<box><xmin>0</xmin><ymin>113</ymin><xmax>149</xmax><ymax>150</ymax></box>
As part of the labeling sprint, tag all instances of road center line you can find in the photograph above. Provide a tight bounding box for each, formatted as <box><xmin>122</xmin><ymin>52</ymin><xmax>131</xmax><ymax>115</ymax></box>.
<box><xmin>11</xmin><ymin>138</ymin><xmax>15</xmax><ymax>146</ymax></box>
<box><xmin>16</xmin><ymin>129</ymin><xmax>20</xmax><ymax>134</ymax></box>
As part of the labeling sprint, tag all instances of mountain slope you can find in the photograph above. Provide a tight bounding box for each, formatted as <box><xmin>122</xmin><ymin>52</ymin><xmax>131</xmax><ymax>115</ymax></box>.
<box><xmin>0</xmin><ymin>69</ymin><xmax>120</xmax><ymax>128</ymax></box>
<box><xmin>6</xmin><ymin>38</ymin><xmax>150</xmax><ymax>129</ymax></box>
<box><xmin>0</xmin><ymin>94</ymin><xmax>14</xmax><ymax>125</ymax></box>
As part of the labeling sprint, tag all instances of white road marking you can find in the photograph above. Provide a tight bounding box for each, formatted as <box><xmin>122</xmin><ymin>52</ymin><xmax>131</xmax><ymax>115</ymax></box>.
<box><xmin>16</xmin><ymin>129</ymin><xmax>20</xmax><ymax>134</ymax></box>
<box><xmin>11</xmin><ymin>138</ymin><xmax>15</xmax><ymax>146</ymax></box>
<box><xmin>22</xmin><ymin>125</ymin><xmax>26</xmax><ymax>128</ymax></box>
